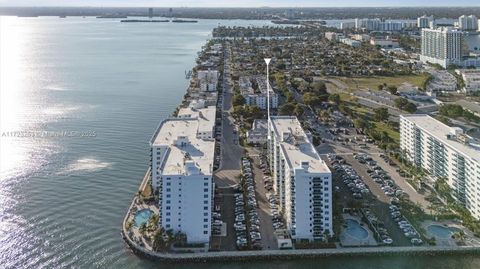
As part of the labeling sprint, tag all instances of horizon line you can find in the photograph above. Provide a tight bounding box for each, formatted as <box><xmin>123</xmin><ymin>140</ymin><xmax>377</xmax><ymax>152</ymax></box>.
<box><xmin>2</xmin><ymin>5</ymin><xmax>480</xmax><ymax>8</ymax></box>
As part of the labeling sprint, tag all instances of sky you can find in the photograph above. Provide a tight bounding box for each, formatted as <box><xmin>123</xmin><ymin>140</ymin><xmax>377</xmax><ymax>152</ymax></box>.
<box><xmin>0</xmin><ymin>0</ymin><xmax>479</xmax><ymax>7</ymax></box>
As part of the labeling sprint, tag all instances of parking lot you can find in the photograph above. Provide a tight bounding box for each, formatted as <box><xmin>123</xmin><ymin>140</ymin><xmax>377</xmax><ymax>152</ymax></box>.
<box><xmin>328</xmin><ymin>153</ymin><xmax>423</xmax><ymax>247</ymax></box>
<box><xmin>248</xmin><ymin>151</ymin><xmax>279</xmax><ymax>250</ymax></box>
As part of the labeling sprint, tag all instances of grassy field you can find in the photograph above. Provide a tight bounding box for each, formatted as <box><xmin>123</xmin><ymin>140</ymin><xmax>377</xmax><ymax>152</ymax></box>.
<box><xmin>334</xmin><ymin>73</ymin><xmax>430</xmax><ymax>91</ymax></box>
<box><xmin>374</xmin><ymin>122</ymin><xmax>400</xmax><ymax>143</ymax></box>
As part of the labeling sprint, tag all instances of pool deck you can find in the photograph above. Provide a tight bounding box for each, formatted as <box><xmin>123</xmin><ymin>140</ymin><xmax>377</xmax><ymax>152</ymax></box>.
<box><xmin>340</xmin><ymin>214</ymin><xmax>378</xmax><ymax>247</ymax></box>
<box><xmin>422</xmin><ymin>220</ymin><xmax>480</xmax><ymax>247</ymax></box>
<box><xmin>123</xmin><ymin>167</ymin><xmax>158</xmax><ymax>252</ymax></box>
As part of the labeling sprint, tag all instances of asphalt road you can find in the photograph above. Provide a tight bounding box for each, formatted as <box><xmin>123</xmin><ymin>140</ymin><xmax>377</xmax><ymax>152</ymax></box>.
<box><xmin>214</xmin><ymin>45</ymin><xmax>243</xmax><ymax>188</ymax></box>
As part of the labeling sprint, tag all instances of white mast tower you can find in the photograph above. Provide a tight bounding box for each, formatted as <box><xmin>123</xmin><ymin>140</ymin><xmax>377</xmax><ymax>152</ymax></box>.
<box><xmin>264</xmin><ymin>58</ymin><xmax>271</xmax><ymax>140</ymax></box>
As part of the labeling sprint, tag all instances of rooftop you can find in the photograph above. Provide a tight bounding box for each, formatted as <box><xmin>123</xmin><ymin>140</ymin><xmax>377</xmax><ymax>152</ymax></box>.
<box><xmin>150</xmin><ymin>107</ymin><xmax>216</xmax><ymax>176</ymax></box>
<box><xmin>270</xmin><ymin>116</ymin><xmax>330</xmax><ymax>173</ymax></box>
<box><xmin>401</xmin><ymin>114</ymin><xmax>480</xmax><ymax>162</ymax></box>
<box><xmin>177</xmin><ymin>106</ymin><xmax>217</xmax><ymax>134</ymax></box>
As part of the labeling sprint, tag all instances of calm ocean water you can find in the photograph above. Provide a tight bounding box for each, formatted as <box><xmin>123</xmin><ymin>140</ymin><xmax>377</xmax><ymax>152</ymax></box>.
<box><xmin>0</xmin><ymin>16</ymin><xmax>480</xmax><ymax>269</ymax></box>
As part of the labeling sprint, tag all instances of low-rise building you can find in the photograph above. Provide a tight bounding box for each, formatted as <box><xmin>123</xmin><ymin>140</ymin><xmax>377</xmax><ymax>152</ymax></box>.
<box><xmin>268</xmin><ymin>116</ymin><xmax>333</xmax><ymax>240</ymax></box>
<box><xmin>239</xmin><ymin>76</ymin><xmax>278</xmax><ymax>110</ymax></box>
<box><xmin>339</xmin><ymin>37</ymin><xmax>362</xmax><ymax>47</ymax></box>
<box><xmin>246</xmin><ymin>119</ymin><xmax>267</xmax><ymax>144</ymax></box>
<box><xmin>198</xmin><ymin>70</ymin><xmax>219</xmax><ymax>92</ymax></box>
<box><xmin>325</xmin><ymin>32</ymin><xmax>344</xmax><ymax>41</ymax></box>
<box><xmin>456</xmin><ymin>69</ymin><xmax>480</xmax><ymax>93</ymax></box>
<box><xmin>351</xmin><ymin>34</ymin><xmax>371</xmax><ymax>42</ymax></box>
<box><xmin>370</xmin><ymin>37</ymin><xmax>400</xmax><ymax>48</ymax></box>
<box><xmin>427</xmin><ymin>70</ymin><xmax>458</xmax><ymax>93</ymax></box>
<box><xmin>400</xmin><ymin>114</ymin><xmax>480</xmax><ymax>220</ymax></box>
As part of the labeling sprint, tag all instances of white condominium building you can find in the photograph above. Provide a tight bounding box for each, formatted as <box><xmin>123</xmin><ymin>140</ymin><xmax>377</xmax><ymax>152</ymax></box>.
<box><xmin>268</xmin><ymin>116</ymin><xmax>333</xmax><ymax>240</ymax></box>
<box><xmin>458</xmin><ymin>15</ymin><xmax>478</xmax><ymax>31</ymax></box>
<box><xmin>150</xmin><ymin>105</ymin><xmax>216</xmax><ymax>243</ymax></box>
<box><xmin>239</xmin><ymin>76</ymin><xmax>279</xmax><ymax>110</ymax></box>
<box><xmin>417</xmin><ymin>15</ymin><xmax>434</xmax><ymax>29</ymax></box>
<box><xmin>420</xmin><ymin>27</ymin><xmax>464</xmax><ymax>68</ymax></box>
<box><xmin>198</xmin><ymin>70</ymin><xmax>219</xmax><ymax>92</ymax></box>
<box><xmin>400</xmin><ymin>115</ymin><xmax>480</xmax><ymax>219</ymax></box>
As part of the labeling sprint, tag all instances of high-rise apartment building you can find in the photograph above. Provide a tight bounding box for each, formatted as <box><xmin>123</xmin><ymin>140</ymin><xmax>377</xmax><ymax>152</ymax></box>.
<box><xmin>150</xmin><ymin>106</ymin><xmax>216</xmax><ymax>243</ymax></box>
<box><xmin>400</xmin><ymin>115</ymin><xmax>480</xmax><ymax>220</ymax></box>
<box><xmin>268</xmin><ymin>116</ymin><xmax>333</xmax><ymax>240</ymax></box>
<box><xmin>420</xmin><ymin>27</ymin><xmax>464</xmax><ymax>68</ymax></box>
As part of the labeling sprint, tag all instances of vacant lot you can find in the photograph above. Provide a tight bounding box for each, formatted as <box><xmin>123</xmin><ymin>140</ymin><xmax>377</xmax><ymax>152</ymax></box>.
<box><xmin>333</xmin><ymin>74</ymin><xmax>430</xmax><ymax>91</ymax></box>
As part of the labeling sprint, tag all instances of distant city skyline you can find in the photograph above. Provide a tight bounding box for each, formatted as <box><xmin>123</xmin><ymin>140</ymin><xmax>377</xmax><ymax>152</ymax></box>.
<box><xmin>1</xmin><ymin>0</ymin><xmax>480</xmax><ymax>7</ymax></box>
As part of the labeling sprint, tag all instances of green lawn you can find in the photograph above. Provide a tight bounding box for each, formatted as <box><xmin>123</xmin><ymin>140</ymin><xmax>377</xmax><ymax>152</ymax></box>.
<box><xmin>375</xmin><ymin>122</ymin><xmax>400</xmax><ymax>143</ymax></box>
<box><xmin>335</xmin><ymin>73</ymin><xmax>430</xmax><ymax>91</ymax></box>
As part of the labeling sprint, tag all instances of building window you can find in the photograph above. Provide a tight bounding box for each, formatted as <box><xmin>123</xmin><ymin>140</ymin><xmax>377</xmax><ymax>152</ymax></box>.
<box><xmin>166</xmin><ymin>218</ymin><xmax>170</xmax><ymax>222</ymax></box>
<box><xmin>166</xmin><ymin>194</ymin><xmax>171</xmax><ymax>198</ymax></box>
<box><xmin>166</xmin><ymin>224</ymin><xmax>170</xmax><ymax>228</ymax></box>
<box><xmin>166</xmin><ymin>182</ymin><xmax>171</xmax><ymax>186</ymax></box>
<box><xmin>204</xmin><ymin>224</ymin><xmax>208</xmax><ymax>228</ymax></box>
<box><xmin>204</xmin><ymin>182</ymin><xmax>209</xmax><ymax>186</ymax></box>
<box><xmin>166</xmin><ymin>206</ymin><xmax>171</xmax><ymax>210</ymax></box>
<box><xmin>166</xmin><ymin>200</ymin><xmax>170</xmax><ymax>204</ymax></box>
<box><xmin>204</xmin><ymin>188</ymin><xmax>208</xmax><ymax>192</ymax></box>
<box><xmin>203</xmin><ymin>231</ymin><xmax>208</xmax><ymax>234</ymax></box>
<box><xmin>204</xmin><ymin>218</ymin><xmax>208</xmax><ymax>222</ymax></box>
<box><xmin>204</xmin><ymin>194</ymin><xmax>208</xmax><ymax>198</ymax></box>
<box><xmin>204</xmin><ymin>206</ymin><xmax>208</xmax><ymax>210</ymax></box>
<box><xmin>204</xmin><ymin>213</ymin><xmax>208</xmax><ymax>216</ymax></box>
<box><xmin>166</xmin><ymin>188</ymin><xmax>171</xmax><ymax>192</ymax></box>
<box><xmin>204</xmin><ymin>200</ymin><xmax>208</xmax><ymax>204</ymax></box>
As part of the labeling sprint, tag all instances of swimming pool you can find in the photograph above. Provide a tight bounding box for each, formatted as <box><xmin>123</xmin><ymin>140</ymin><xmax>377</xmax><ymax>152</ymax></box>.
<box><xmin>427</xmin><ymin>224</ymin><xmax>461</xmax><ymax>239</ymax></box>
<box><xmin>133</xmin><ymin>209</ymin><xmax>153</xmax><ymax>228</ymax></box>
<box><xmin>345</xmin><ymin>219</ymin><xmax>369</xmax><ymax>240</ymax></box>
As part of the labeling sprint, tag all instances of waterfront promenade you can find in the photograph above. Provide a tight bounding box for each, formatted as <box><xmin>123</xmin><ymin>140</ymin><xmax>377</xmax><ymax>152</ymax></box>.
<box><xmin>122</xmin><ymin>171</ymin><xmax>480</xmax><ymax>262</ymax></box>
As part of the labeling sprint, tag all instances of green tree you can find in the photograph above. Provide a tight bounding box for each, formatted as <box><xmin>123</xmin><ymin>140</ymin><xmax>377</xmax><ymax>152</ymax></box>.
<box><xmin>387</xmin><ymin>85</ymin><xmax>398</xmax><ymax>95</ymax></box>
<box><xmin>374</xmin><ymin>107</ymin><xmax>389</xmax><ymax>122</ymax></box>
<box><xmin>354</xmin><ymin>118</ymin><xmax>369</xmax><ymax>130</ymax></box>
<box><xmin>304</xmin><ymin>92</ymin><xmax>321</xmax><ymax>107</ymax></box>
<box><xmin>404</xmin><ymin>102</ymin><xmax>417</xmax><ymax>113</ymax></box>
<box><xmin>279</xmin><ymin>102</ymin><xmax>296</xmax><ymax>115</ymax></box>
<box><xmin>232</xmin><ymin>93</ymin><xmax>246</xmax><ymax>106</ymax></box>
<box><xmin>394</xmin><ymin>97</ymin><xmax>416</xmax><ymax>113</ymax></box>
<box><xmin>294</xmin><ymin>104</ymin><xmax>304</xmax><ymax>117</ymax></box>
<box><xmin>328</xmin><ymin>93</ymin><xmax>340</xmax><ymax>105</ymax></box>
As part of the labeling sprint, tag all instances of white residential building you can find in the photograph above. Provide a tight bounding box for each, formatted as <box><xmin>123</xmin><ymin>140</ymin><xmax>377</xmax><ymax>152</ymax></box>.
<box><xmin>246</xmin><ymin>119</ymin><xmax>268</xmax><ymax>144</ymax></box>
<box><xmin>355</xmin><ymin>18</ymin><xmax>381</xmax><ymax>31</ymax></box>
<box><xmin>459</xmin><ymin>15</ymin><xmax>478</xmax><ymax>31</ymax></box>
<box><xmin>420</xmin><ymin>27</ymin><xmax>465</xmax><ymax>68</ymax></box>
<box><xmin>340</xmin><ymin>21</ymin><xmax>355</xmax><ymax>30</ymax></box>
<box><xmin>418</xmin><ymin>15</ymin><xmax>434</xmax><ymax>29</ymax></box>
<box><xmin>325</xmin><ymin>32</ymin><xmax>344</xmax><ymax>41</ymax></box>
<box><xmin>370</xmin><ymin>37</ymin><xmax>400</xmax><ymax>48</ymax></box>
<box><xmin>198</xmin><ymin>70</ymin><xmax>219</xmax><ymax>92</ymax></box>
<box><xmin>455</xmin><ymin>69</ymin><xmax>480</xmax><ymax>93</ymax></box>
<box><xmin>268</xmin><ymin>116</ymin><xmax>333</xmax><ymax>240</ymax></box>
<box><xmin>150</xmin><ymin>105</ymin><xmax>216</xmax><ymax>243</ymax></box>
<box><xmin>400</xmin><ymin>115</ymin><xmax>480</xmax><ymax>220</ymax></box>
<box><xmin>339</xmin><ymin>38</ymin><xmax>362</xmax><ymax>48</ymax></box>
<box><xmin>239</xmin><ymin>76</ymin><xmax>279</xmax><ymax>110</ymax></box>
<box><xmin>351</xmin><ymin>34</ymin><xmax>371</xmax><ymax>42</ymax></box>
